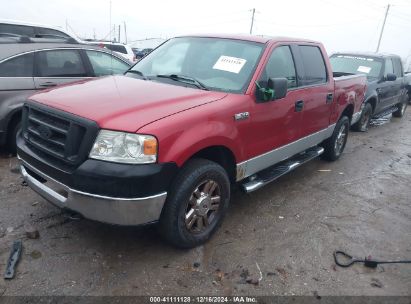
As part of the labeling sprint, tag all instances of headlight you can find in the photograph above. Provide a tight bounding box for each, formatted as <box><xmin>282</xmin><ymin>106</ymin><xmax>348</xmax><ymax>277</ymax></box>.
<box><xmin>89</xmin><ymin>130</ymin><xmax>157</xmax><ymax>164</ymax></box>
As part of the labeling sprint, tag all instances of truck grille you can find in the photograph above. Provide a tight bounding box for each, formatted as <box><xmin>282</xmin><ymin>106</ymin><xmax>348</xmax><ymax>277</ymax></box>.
<box><xmin>22</xmin><ymin>103</ymin><xmax>99</xmax><ymax>167</ymax></box>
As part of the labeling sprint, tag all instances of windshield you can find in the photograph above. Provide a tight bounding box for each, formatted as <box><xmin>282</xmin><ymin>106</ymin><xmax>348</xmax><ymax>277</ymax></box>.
<box><xmin>128</xmin><ymin>37</ymin><xmax>264</xmax><ymax>93</ymax></box>
<box><xmin>330</xmin><ymin>55</ymin><xmax>383</xmax><ymax>80</ymax></box>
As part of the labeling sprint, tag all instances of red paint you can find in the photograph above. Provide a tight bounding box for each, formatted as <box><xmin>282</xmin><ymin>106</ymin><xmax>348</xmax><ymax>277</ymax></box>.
<box><xmin>29</xmin><ymin>35</ymin><xmax>366</xmax><ymax>167</ymax></box>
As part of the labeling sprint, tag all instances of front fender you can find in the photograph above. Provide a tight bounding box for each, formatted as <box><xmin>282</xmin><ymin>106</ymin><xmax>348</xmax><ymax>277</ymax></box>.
<box><xmin>158</xmin><ymin>120</ymin><xmax>241</xmax><ymax>167</ymax></box>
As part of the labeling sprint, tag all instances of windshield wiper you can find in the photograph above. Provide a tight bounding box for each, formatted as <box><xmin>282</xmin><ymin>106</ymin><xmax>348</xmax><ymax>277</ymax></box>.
<box><xmin>156</xmin><ymin>74</ymin><xmax>209</xmax><ymax>90</ymax></box>
<box><xmin>126</xmin><ymin>70</ymin><xmax>147</xmax><ymax>80</ymax></box>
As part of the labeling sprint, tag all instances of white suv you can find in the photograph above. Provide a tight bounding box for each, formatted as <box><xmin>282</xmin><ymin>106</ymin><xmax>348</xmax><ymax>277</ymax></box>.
<box><xmin>91</xmin><ymin>42</ymin><xmax>136</xmax><ymax>63</ymax></box>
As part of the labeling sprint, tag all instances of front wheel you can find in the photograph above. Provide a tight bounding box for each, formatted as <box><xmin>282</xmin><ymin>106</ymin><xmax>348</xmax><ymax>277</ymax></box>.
<box><xmin>392</xmin><ymin>101</ymin><xmax>407</xmax><ymax>118</ymax></box>
<box><xmin>321</xmin><ymin>116</ymin><xmax>349</xmax><ymax>161</ymax></box>
<box><xmin>352</xmin><ymin>103</ymin><xmax>372</xmax><ymax>132</ymax></box>
<box><xmin>159</xmin><ymin>159</ymin><xmax>230</xmax><ymax>248</ymax></box>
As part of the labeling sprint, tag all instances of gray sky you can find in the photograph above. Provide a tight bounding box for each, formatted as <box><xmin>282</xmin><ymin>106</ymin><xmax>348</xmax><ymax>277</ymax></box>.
<box><xmin>3</xmin><ymin>0</ymin><xmax>411</xmax><ymax>60</ymax></box>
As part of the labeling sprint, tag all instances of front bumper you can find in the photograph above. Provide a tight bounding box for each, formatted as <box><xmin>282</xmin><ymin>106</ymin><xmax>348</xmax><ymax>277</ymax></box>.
<box><xmin>19</xmin><ymin>158</ymin><xmax>168</xmax><ymax>226</ymax></box>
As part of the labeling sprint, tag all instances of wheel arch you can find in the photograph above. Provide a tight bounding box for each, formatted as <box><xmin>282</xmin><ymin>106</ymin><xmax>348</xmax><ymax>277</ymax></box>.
<box><xmin>186</xmin><ymin>145</ymin><xmax>237</xmax><ymax>183</ymax></box>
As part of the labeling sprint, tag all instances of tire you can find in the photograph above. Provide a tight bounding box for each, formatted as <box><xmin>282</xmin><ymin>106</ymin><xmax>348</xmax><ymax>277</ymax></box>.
<box><xmin>392</xmin><ymin>101</ymin><xmax>407</xmax><ymax>118</ymax></box>
<box><xmin>321</xmin><ymin>116</ymin><xmax>349</xmax><ymax>161</ymax></box>
<box><xmin>159</xmin><ymin>158</ymin><xmax>230</xmax><ymax>248</ymax></box>
<box><xmin>352</xmin><ymin>103</ymin><xmax>372</xmax><ymax>132</ymax></box>
<box><xmin>6</xmin><ymin>119</ymin><xmax>21</xmax><ymax>155</ymax></box>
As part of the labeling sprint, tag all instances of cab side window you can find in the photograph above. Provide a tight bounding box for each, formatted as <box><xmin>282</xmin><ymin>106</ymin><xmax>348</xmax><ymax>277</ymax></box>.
<box><xmin>392</xmin><ymin>58</ymin><xmax>403</xmax><ymax>78</ymax></box>
<box><xmin>260</xmin><ymin>45</ymin><xmax>297</xmax><ymax>89</ymax></box>
<box><xmin>0</xmin><ymin>53</ymin><xmax>34</xmax><ymax>77</ymax></box>
<box><xmin>384</xmin><ymin>58</ymin><xmax>394</xmax><ymax>77</ymax></box>
<box><xmin>299</xmin><ymin>45</ymin><xmax>327</xmax><ymax>86</ymax></box>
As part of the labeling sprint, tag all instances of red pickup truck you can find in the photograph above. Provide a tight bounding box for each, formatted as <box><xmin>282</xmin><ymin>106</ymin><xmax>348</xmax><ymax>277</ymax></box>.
<box><xmin>17</xmin><ymin>35</ymin><xmax>366</xmax><ymax>248</ymax></box>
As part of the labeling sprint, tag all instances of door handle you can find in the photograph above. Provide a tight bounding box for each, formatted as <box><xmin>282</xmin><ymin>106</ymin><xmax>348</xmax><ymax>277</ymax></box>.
<box><xmin>39</xmin><ymin>82</ymin><xmax>57</xmax><ymax>88</ymax></box>
<box><xmin>295</xmin><ymin>100</ymin><xmax>304</xmax><ymax>112</ymax></box>
<box><xmin>326</xmin><ymin>93</ymin><xmax>333</xmax><ymax>103</ymax></box>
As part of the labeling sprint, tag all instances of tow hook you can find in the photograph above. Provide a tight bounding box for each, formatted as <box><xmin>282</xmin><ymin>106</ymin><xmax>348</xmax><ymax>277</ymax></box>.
<box><xmin>62</xmin><ymin>210</ymin><xmax>83</xmax><ymax>221</ymax></box>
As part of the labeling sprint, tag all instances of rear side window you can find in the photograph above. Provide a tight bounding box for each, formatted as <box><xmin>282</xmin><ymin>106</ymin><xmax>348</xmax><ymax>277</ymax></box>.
<box><xmin>36</xmin><ymin>27</ymin><xmax>70</xmax><ymax>39</ymax></box>
<box><xmin>104</xmin><ymin>44</ymin><xmax>127</xmax><ymax>54</ymax></box>
<box><xmin>260</xmin><ymin>45</ymin><xmax>297</xmax><ymax>89</ymax></box>
<box><xmin>392</xmin><ymin>58</ymin><xmax>403</xmax><ymax>77</ymax></box>
<box><xmin>0</xmin><ymin>53</ymin><xmax>34</xmax><ymax>77</ymax></box>
<box><xmin>86</xmin><ymin>50</ymin><xmax>130</xmax><ymax>76</ymax></box>
<box><xmin>0</xmin><ymin>24</ymin><xmax>35</xmax><ymax>37</ymax></box>
<box><xmin>36</xmin><ymin>50</ymin><xmax>87</xmax><ymax>77</ymax></box>
<box><xmin>299</xmin><ymin>45</ymin><xmax>327</xmax><ymax>86</ymax></box>
<box><xmin>384</xmin><ymin>58</ymin><xmax>394</xmax><ymax>76</ymax></box>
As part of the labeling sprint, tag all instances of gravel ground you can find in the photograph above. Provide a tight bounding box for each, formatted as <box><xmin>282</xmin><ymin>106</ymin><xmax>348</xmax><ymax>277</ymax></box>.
<box><xmin>0</xmin><ymin>110</ymin><xmax>410</xmax><ymax>297</ymax></box>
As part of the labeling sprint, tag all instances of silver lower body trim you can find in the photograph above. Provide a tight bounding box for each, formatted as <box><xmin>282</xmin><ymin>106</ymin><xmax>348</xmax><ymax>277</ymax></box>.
<box><xmin>236</xmin><ymin>124</ymin><xmax>336</xmax><ymax>181</ymax></box>
<box><xmin>19</xmin><ymin>158</ymin><xmax>167</xmax><ymax>226</ymax></box>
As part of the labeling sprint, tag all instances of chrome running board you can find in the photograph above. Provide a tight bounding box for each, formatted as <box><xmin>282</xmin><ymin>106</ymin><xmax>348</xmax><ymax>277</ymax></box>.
<box><xmin>241</xmin><ymin>146</ymin><xmax>324</xmax><ymax>193</ymax></box>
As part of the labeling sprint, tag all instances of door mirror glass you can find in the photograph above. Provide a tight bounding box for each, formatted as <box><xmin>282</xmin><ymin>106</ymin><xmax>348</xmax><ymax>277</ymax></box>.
<box><xmin>385</xmin><ymin>73</ymin><xmax>397</xmax><ymax>81</ymax></box>
<box><xmin>255</xmin><ymin>78</ymin><xmax>288</xmax><ymax>102</ymax></box>
<box><xmin>268</xmin><ymin>78</ymin><xmax>288</xmax><ymax>99</ymax></box>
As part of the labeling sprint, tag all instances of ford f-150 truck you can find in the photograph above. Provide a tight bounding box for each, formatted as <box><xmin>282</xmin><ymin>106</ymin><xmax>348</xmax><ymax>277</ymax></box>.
<box><xmin>330</xmin><ymin>52</ymin><xmax>408</xmax><ymax>131</ymax></box>
<box><xmin>17</xmin><ymin>35</ymin><xmax>367</xmax><ymax>248</ymax></box>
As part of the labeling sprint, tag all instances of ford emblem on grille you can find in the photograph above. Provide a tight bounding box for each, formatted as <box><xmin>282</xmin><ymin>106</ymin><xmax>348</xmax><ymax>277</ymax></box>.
<box><xmin>37</xmin><ymin>125</ymin><xmax>53</xmax><ymax>140</ymax></box>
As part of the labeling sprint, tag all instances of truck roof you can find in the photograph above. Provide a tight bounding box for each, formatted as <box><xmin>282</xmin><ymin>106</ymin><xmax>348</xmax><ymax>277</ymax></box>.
<box><xmin>332</xmin><ymin>51</ymin><xmax>401</xmax><ymax>59</ymax></box>
<box><xmin>177</xmin><ymin>33</ymin><xmax>320</xmax><ymax>44</ymax></box>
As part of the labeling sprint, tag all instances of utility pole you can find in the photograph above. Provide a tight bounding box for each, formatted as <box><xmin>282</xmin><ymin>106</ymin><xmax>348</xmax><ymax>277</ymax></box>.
<box><xmin>249</xmin><ymin>8</ymin><xmax>255</xmax><ymax>35</ymax></box>
<box><xmin>118</xmin><ymin>25</ymin><xmax>121</xmax><ymax>43</ymax></box>
<box><xmin>124</xmin><ymin>21</ymin><xmax>127</xmax><ymax>44</ymax></box>
<box><xmin>376</xmin><ymin>4</ymin><xmax>390</xmax><ymax>52</ymax></box>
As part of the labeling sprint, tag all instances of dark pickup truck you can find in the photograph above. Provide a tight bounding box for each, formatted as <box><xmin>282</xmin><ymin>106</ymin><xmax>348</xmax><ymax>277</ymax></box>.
<box><xmin>330</xmin><ymin>53</ymin><xmax>408</xmax><ymax>131</ymax></box>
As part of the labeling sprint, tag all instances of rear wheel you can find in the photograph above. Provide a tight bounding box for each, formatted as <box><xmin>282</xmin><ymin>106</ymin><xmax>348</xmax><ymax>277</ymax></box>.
<box><xmin>393</xmin><ymin>101</ymin><xmax>407</xmax><ymax>118</ymax></box>
<box><xmin>7</xmin><ymin>119</ymin><xmax>22</xmax><ymax>155</ymax></box>
<box><xmin>321</xmin><ymin>116</ymin><xmax>349</xmax><ymax>161</ymax></box>
<box><xmin>352</xmin><ymin>103</ymin><xmax>372</xmax><ymax>132</ymax></box>
<box><xmin>159</xmin><ymin>159</ymin><xmax>230</xmax><ymax>248</ymax></box>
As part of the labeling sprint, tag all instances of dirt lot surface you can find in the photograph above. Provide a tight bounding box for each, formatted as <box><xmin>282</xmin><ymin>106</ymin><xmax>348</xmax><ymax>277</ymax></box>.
<box><xmin>0</xmin><ymin>111</ymin><xmax>410</xmax><ymax>297</ymax></box>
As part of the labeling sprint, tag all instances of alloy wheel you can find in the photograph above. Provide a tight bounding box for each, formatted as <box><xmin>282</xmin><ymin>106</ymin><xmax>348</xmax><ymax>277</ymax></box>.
<box><xmin>185</xmin><ymin>180</ymin><xmax>221</xmax><ymax>233</ymax></box>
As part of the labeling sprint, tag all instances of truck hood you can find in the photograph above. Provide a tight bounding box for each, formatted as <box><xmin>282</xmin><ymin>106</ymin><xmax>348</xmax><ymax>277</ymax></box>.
<box><xmin>30</xmin><ymin>75</ymin><xmax>227</xmax><ymax>132</ymax></box>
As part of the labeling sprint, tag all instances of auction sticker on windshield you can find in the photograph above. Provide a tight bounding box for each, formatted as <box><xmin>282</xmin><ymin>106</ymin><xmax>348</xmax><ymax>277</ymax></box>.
<box><xmin>357</xmin><ymin>66</ymin><xmax>372</xmax><ymax>73</ymax></box>
<box><xmin>213</xmin><ymin>56</ymin><xmax>247</xmax><ymax>73</ymax></box>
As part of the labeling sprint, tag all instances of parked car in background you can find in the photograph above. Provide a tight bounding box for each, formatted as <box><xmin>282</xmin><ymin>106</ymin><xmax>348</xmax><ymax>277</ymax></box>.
<box><xmin>134</xmin><ymin>48</ymin><xmax>153</xmax><ymax>60</ymax></box>
<box><xmin>330</xmin><ymin>52</ymin><xmax>408</xmax><ymax>131</ymax></box>
<box><xmin>90</xmin><ymin>42</ymin><xmax>136</xmax><ymax>63</ymax></box>
<box><xmin>0</xmin><ymin>39</ymin><xmax>132</xmax><ymax>153</ymax></box>
<box><xmin>17</xmin><ymin>34</ymin><xmax>366</xmax><ymax>248</ymax></box>
<box><xmin>0</xmin><ymin>19</ymin><xmax>80</xmax><ymax>42</ymax></box>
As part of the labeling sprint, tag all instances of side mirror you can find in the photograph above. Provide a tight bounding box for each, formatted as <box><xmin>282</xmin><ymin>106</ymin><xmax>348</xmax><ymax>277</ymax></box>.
<box><xmin>268</xmin><ymin>78</ymin><xmax>288</xmax><ymax>99</ymax></box>
<box><xmin>255</xmin><ymin>78</ymin><xmax>288</xmax><ymax>102</ymax></box>
<box><xmin>386</xmin><ymin>73</ymin><xmax>397</xmax><ymax>81</ymax></box>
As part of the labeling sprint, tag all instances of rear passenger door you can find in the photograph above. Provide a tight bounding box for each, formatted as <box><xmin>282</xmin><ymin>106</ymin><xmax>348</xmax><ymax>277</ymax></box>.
<box><xmin>0</xmin><ymin>52</ymin><xmax>36</xmax><ymax>119</ymax></box>
<box><xmin>33</xmin><ymin>49</ymin><xmax>90</xmax><ymax>89</ymax></box>
<box><xmin>392</xmin><ymin>57</ymin><xmax>406</xmax><ymax>104</ymax></box>
<box><xmin>294</xmin><ymin>45</ymin><xmax>333</xmax><ymax>137</ymax></box>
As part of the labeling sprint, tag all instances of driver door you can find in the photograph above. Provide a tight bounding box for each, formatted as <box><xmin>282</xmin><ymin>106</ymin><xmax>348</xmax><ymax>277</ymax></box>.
<box><xmin>248</xmin><ymin>45</ymin><xmax>303</xmax><ymax>162</ymax></box>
